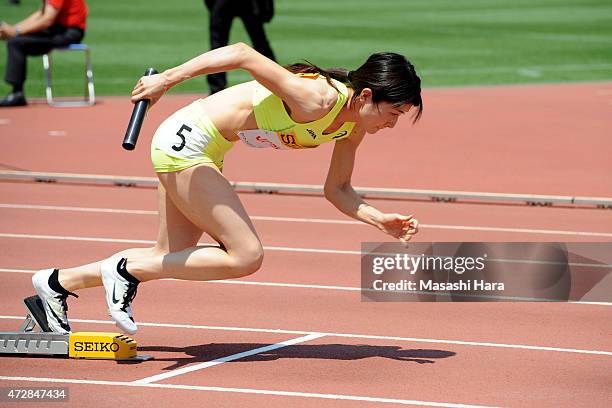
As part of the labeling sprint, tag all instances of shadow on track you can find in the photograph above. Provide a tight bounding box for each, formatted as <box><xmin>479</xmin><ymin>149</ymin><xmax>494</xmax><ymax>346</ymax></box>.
<box><xmin>138</xmin><ymin>343</ymin><xmax>456</xmax><ymax>370</ymax></box>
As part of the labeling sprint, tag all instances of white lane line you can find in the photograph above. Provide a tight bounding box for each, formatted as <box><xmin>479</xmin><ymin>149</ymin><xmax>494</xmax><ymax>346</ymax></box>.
<box><xmin>134</xmin><ymin>333</ymin><xmax>325</xmax><ymax>384</ymax></box>
<box><xmin>0</xmin><ymin>377</ymin><xmax>494</xmax><ymax>408</ymax></box>
<box><xmin>263</xmin><ymin>245</ymin><xmax>359</xmax><ymax>255</ymax></box>
<box><xmin>0</xmin><ymin>233</ymin><xmax>360</xmax><ymax>255</ymax></box>
<box><xmin>2</xmin><ymin>268</ymin><xmax>611</xmax><ymax>306</ymax></box>
<box><xmin>255</xmin><ymin>216</ymin><xmax>612</xmax><ymax>238</ymax></box>
<box><xmin>0</xmin><ymin>267</ymin><xmax>363</xmax><ymax>290</ymax></box>
<box><xmin>176</xmin><ymin>279</ymin><xmax>612</xmax><ymax>305</ymax></box>
<box><xmin>0</xmin><ymin>203</ymin><xmax>157</xmax><ymax>215</ymax></box>
<box><xmin>0</xmin><ymin>268</ymin><xmax>34</xmax><ymax>274</ymax></box>
<box><xmin>2</xmin><ymin>203</ymin><xmax>611</xmax><ymax>237</ymax></box>
<box><xmin>0</xmin><ymin>232</ymin><xmax>155</xmax><ymax>245</ymax></box>
<box><xmin>2</xmin><ymin>234</ymin><xmax>611</xmax><ymax>268</ymax></box>
<box><xmin>421</xmin><ymin>223</ymin><xmax>612</xmax><ymax>237</ymax></box>
<box><xmin>0</xmin><ymin>316</ymin><xmax>610</xmax><ymax>356</ymax></box>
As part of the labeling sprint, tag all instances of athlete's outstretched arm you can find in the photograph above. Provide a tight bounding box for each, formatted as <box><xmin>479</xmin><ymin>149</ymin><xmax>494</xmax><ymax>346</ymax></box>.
<box><xmin>324</xmin><ymin>129</ymin><xmax>418</xmax><ymax>242</ymax></box>
<box><xmin>131</xmin><ymin>42</ymin><xmax>325</xmax><ymax>111</ymax></box>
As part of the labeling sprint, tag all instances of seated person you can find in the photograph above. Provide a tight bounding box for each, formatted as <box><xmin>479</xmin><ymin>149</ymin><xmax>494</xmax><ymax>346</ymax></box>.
<box><xmin>0</xmin><ymin>0</ymin><xmax>88</xmax><ymax>107</ymax></box>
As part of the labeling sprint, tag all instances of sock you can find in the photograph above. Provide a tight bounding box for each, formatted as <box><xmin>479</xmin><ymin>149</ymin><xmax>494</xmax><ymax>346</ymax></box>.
<box><xmin>12</xmin><ymin>85</ymin><xmax>23</xmax><ymax>94</ymax></box>
<box><xmin>48</xmin><ymin>269</ymin><xmax>77</xmax><ymax>297</ymax></box>
<box><xmin>116</xmin><ymin>258</ymin><xmax>140</xmax><ymax>284</ymax></box>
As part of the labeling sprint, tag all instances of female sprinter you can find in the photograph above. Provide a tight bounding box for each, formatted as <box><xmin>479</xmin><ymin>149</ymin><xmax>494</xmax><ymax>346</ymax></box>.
<box><xmin>32</xmin><ymin>42</ymin><xmax>422</xmax><ymax>334</ymax></box>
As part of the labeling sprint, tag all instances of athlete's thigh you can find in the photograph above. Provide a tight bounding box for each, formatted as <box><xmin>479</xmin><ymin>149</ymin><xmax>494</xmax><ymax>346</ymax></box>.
<box><xmin>154</xmin><ymin>182</ymin><xmax>204</xmax><ymax>254</ymax></box>
<box><xmin>157</xmin><ymin>163</ymin><xmax>260</xmax><ymax>252</ymax></box>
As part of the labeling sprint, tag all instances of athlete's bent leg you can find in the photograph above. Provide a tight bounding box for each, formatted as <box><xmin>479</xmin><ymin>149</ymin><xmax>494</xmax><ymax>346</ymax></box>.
<box><xmin>100</xmin><ymin>163</ymin><xmax>263</xmax><ymax>333</ymax></box>
<box><xmin>125</xmin><ymin>163</ymin><xmax>264</xmax><ymax>282</ymax></box>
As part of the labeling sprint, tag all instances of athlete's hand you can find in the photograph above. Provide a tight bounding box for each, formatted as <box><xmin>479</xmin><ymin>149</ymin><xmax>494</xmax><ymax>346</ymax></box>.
<box><xmin>131</xmin><ymin>74</ymin><xmax>168</xmax><ymax>107</ymax></box>
<box><xmin>377</xmin><ymin>213</ymin><xmax>419</xmax><ymax>242</ymax></box>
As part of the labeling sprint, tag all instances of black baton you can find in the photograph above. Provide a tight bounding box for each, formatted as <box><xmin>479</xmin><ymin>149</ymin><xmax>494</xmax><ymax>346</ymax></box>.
<box><xmin>122</xmin><ymin>67</ymin><xmax>158</xmax><ymax>151</ymax></box>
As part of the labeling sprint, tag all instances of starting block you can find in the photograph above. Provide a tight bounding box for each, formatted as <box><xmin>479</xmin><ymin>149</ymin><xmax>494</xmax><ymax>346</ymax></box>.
<box><xmin>0</xmin><ymin>295</ymin><xmax>152</xmax><ymax>361</ymax></box>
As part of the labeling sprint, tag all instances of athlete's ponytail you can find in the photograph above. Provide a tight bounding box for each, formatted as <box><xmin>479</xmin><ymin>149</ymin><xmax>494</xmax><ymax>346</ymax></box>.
<box><xmin>286</xmin><ymin>52</ymin><xmax>423</xmax><ymax>123</ymax></box>
<box><xmin>285</xmin><ymin>62</ymin><xmax>350</xmax><ymax>90</ymax></box>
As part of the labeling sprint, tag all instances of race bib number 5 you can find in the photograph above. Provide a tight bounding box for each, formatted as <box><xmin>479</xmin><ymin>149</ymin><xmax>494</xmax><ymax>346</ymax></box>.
<box><xmin>172</xmin><ymin>124</ymin><xmax>192</xmax><ymax>152</ymax></box>
<box><xmin>153</xmin><ymin>117</ymin><xmax>210</xmax><ymax>160</ymax></box>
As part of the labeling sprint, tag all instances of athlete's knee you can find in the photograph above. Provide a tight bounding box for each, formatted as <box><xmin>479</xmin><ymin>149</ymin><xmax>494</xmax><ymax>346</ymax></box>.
<box><xmin>230</xmin><ymin>243</ymin><xmax>264</xmax><ymax>278</ymax></box>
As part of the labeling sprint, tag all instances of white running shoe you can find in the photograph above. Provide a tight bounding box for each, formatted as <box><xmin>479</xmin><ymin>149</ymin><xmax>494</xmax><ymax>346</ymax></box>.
<box><xmin>101</xmin><ymin>257</ymin><xmax>139</xmax><ymax>334</ymax></box>
<box><xmin>32</xmin><ymin>269</ymin><xmax>76</xmax><ymax>334</ymax></box>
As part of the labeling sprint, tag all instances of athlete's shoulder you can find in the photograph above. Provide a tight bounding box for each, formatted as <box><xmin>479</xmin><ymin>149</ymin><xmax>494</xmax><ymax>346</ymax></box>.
<box><xmin>312</xmin><ymin>76</ymin><xmax>342</xmax><ymax>112</ymax></box>
<box><xmin>282</xmin><ymin>74</ymin><xmax>336</xmax><ymax>118</ymax></box>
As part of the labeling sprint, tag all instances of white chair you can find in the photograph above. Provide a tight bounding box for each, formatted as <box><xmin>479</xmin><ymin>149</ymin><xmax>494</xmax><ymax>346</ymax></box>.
<box><xmin>42</xmin><ymin>43</ymin><xmax>95</xmax><ymax>107</ymax></box>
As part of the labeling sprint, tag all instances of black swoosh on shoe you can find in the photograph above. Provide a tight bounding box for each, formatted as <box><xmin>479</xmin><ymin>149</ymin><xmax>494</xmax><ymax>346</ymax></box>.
<box><xmin>45</xmin><ymin>300</ymin><xmax>71</xmax><ymax>332</ymax></box>
<box><xmin>112</xmin><ymin>284</ymin><xmax>121</xmax><ymax>304</ymax></box>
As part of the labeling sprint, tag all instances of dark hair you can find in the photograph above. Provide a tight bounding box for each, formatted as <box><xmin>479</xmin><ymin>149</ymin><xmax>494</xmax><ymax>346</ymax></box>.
<box><xmin>286</xmin><ymin>52</ymin><xmax>422</xmax><ymax>123</ymax></box>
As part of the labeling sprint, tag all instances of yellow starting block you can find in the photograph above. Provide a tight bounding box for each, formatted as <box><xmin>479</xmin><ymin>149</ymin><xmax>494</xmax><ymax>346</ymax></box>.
<box><xmin>69</xmin><ymin>332</ymin><xmax>148</xmax><ymax>360</ymax></box>
<box><xmin>0</xmin><ymin>296</ymin><xmax>152</xmax><ymax>361</ymax></box>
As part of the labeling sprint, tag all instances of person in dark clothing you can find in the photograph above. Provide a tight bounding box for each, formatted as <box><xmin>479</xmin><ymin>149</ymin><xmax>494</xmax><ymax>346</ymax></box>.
<box><xmin>0</xmin><ymin>0</ymin><xmax>88</xmax><ymax>107</ymax></box>
<box><xmin>204</xmin><ymin>0</ymin><xmax>276</xmax><ymax>94</ymax></box>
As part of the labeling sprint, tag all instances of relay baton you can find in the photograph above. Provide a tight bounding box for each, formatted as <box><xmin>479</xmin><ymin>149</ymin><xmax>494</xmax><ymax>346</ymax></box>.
<box><xmin>122</xmin><ymin>67</ymin><xmax>158</xmax><ymax>151</ymax></box>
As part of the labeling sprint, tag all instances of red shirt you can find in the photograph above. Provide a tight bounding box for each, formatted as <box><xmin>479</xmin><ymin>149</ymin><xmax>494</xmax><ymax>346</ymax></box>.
<box><xmin>47</xmin><ymin>0</ymin><xmax>88</xmax><ymax>30</ymax></box>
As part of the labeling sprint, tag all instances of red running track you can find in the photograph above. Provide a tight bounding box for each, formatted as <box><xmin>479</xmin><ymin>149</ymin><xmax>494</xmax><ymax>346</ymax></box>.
<box><xmin>0</xmin><ymin>82</ymin><xmax>611</xmax><ymax>407</ymax></box>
